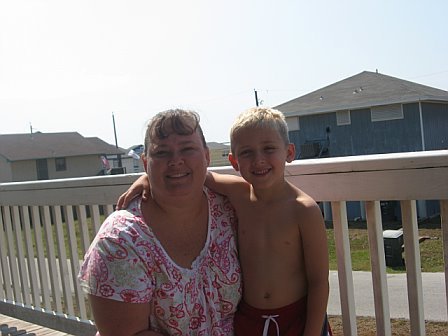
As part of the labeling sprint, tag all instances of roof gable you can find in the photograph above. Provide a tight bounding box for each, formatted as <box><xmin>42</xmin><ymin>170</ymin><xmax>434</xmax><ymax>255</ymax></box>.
<box><xmin>0</xmin><ymin>132</ymin><xmax>124</xmax><ymax>161</ymax></box>
<box><xmin>275</xmin><ymin>71</ymin><xmax>448</xmax><ymax>116</ymax></box>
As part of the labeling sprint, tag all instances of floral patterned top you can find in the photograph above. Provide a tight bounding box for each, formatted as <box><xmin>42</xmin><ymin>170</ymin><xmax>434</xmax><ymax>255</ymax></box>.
<box><xmin>78</xmin><ymin>187</ymin><xmax>242</xmax><ymax>335</ymax></box>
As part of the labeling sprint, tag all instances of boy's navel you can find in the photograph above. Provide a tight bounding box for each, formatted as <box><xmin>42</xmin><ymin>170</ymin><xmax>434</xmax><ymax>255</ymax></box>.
<box><xmin>263</xmin><ymin>292</ymin><xmax>271</xmax><ymax>299</ymax></box>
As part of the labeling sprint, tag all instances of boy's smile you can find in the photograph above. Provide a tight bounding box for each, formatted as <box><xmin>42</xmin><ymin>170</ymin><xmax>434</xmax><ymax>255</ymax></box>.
<box><xmin>229</xmin><ymin>127</ymin><xmax>295</xmax><ymax>189</ymax></box>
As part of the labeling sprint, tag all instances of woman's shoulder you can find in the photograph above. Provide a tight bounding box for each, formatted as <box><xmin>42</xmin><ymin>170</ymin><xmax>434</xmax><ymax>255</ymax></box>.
<box><xmin>98</xmin><ymin>197</ymin><xmax>147</xmax><ymax>240</ymax></box>
<box><xmin>204</xmin><ymin>186</ymin><xmax>234</xmax><ymax>208</ymax></box>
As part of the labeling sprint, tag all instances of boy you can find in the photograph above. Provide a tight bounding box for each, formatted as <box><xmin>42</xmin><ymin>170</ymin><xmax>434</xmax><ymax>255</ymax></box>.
<box><xmin>119</xmin><ymin>107</ymin><xmax>330</xmax><ymax>335</ymax></box>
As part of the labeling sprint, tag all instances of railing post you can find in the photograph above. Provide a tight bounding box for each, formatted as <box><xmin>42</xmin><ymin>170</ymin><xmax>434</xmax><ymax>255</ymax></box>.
<box><xmin>331</xmin><ymin>201</ymin><xmax>357</xmax><ymax>336</ymax></box>
<box><xmin>0</xmin><ymin>207</ymin><xmax>13</xmax><ymax>300</ymax></box>
<box><xmin>401</xmin><ymin>200</ymin><xmax>425</xmax><ymax>336</ymax></box>
<box><xmin>441</xmin><ymin>199</ymin><xmax>448</xmax><ymax>321</ymax></box>
<box><xmin>365</xmin><ymin>201</ymin><xmax>391</xmax><ymax>336</ymax></box>
<box><xmin>3</xmin><ymin>206</ymin><xmax>22</xmax><ymax>302</ymax></box>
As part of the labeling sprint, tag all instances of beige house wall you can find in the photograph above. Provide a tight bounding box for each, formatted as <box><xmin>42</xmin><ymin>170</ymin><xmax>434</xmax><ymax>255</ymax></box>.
<box><xmin>51</xmin><ymin>155</ymin><xmax>103</xmax><ymax>178</ymax></box>
<box><xmin>209</xmin><ymin>147</ymin><xmax>230</xmax><ymax>167</ymax></box>
<box><xmin>11</xmin><ymin>160</ymin><xmax>36</xmax><ymax>181</ymax></box>
<box><xmin>8</xmin><ymin>155</ymin><xmax>104</xmax><ymax>182</ymax></box>
<box><xmin>122</xmin><ymin>157</ymin><xmax>144</xmax><ymax>173</ymax></box>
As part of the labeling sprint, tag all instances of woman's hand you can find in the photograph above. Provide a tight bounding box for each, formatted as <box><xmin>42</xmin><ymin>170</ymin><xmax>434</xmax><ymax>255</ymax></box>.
<box><xmin>116</xmin><ymin>174</ymin><xmax>150</xmax><ymax>209</ymax></box>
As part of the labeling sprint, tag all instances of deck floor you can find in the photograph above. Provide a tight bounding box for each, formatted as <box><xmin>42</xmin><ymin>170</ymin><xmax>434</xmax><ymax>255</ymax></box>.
<box><xmin>0</xmin><ymin>314</ymin><xmax>75</xmax><ymax>335</ymax></box>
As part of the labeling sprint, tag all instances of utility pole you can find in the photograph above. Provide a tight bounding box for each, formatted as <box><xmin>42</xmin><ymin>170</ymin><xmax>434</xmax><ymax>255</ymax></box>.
<box><xmin>112</xmin><ymin>112</ymin><xmax>122</xmax><ymax>168</ymax></box>
<box><xmin>254</xmin><ymin>89</ymin><xmax>259</xmax><ymax>107</ymax></box>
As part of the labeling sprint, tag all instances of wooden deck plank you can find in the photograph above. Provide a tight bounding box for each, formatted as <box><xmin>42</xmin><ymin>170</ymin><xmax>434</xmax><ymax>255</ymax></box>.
<box><xmin>0</xmin><ymin>314</ymin><xmax>74</xmax><ymax>336</ymax></box>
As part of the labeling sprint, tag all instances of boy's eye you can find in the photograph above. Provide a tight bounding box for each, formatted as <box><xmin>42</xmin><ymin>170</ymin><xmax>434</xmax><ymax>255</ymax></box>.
<box><xmin>238</xmin><ymin>150</ymin><xmax>252</xmax><ymax>157</ymax></box>
<box><xmin>264</xmin><ymin>146</ymin><xmax>277</xmax><ymax>153</ymax></box>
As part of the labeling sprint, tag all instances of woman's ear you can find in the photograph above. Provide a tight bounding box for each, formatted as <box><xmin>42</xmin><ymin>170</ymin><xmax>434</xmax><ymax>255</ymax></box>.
<box><xmin>141</xmin><ymin>154</ymin><xmax>149</xmax><ymax>173</ymax></box>
<box><xmin>228</xmin><ymin>153</ymin><xmax>240</xmax><ymax>171</ymax></box>
<box><xmin>286</xmin><ymin>143</ymin><xmax>296</xmax><ymax>163</ymax></box>
<box><xmin>205</xmin><ymin>147</ymin><xmax>211</xmax><ymax>166</ymax></box>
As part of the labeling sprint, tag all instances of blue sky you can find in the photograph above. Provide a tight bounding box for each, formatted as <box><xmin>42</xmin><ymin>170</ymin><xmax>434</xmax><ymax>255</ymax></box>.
<box><xmin>1</xmin><ymin>0</ymin><xmax>447</xmax><ymax>149</ymax></box>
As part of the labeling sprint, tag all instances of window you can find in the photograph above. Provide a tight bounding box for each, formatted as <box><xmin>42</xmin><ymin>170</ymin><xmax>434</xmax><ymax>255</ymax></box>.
<box><xmin>336</xmin><ymin>110</ymin><xmax>351</xmax><ymax>125</ymax></box>
<box><xmin>371</xmin><ymin>104</ymin><xmax>403</xmax><ymax>122</ymax></box>
<box><xmin>55</xmin><ymin>157</ymin><xmax>67</xmax><ymax>171</ymax></box>
<box><xmin>286</xmin><ymin>116</ymin><xmax>300</xmax><ymax>131</ymax></box>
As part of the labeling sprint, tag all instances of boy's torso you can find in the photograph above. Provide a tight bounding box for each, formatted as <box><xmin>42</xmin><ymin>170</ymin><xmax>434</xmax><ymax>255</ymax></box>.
<box><xmin>232</xmin><ymin>184</ymin><xmax>311</xmax><ymax>309</ymax></box>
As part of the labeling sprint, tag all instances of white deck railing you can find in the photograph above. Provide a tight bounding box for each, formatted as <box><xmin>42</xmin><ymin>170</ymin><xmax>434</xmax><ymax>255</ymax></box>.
<box><xmin>0</xmin><ymin>150</ymin><xmax>447</xmax><ymax>336</ymax></box>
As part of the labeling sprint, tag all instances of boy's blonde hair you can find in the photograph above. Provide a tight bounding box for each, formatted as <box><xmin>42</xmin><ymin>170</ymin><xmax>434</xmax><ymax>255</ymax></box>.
<box><xmin>230</xmin><ymin>107</ymin><xmax>290</xmax><ymax>154</ymax></box>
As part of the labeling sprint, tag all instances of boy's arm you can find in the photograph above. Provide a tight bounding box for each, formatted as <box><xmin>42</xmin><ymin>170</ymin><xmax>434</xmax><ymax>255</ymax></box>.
<box><xmin>117</xmin><ymin>171</ymin><xmax>247</xmax><ymax>209</ymax></box>
<box><xmin>205</xmin><ymin>171</ymin><xmax>247</xmax><ymax>198</ymax></box>
<box><xmin>300</xmin><ymin>201</ymin><xmax>330</xmax><ymax>336</ymax></box>
<box><xmin>116</xmin><ymin>174</ymin><xmax>150</xmax><ymax>210</ymax></box>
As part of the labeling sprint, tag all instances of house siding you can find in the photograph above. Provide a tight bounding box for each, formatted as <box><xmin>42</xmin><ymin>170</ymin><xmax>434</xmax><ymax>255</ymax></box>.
<box><xmin>289</xmin><ymin>103</ymin><xmax>426</xmax><ymax>158</ymax></box>
<box><xmin>422</xmin><ymin>102</ymin><xmax>448</xmax><ymax>151</ymax></box>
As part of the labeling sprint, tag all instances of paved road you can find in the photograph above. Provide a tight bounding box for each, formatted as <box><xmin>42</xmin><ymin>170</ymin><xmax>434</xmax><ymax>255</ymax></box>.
<box><xmin>327</xmin><ymin>271</ymin><xmax>447</xmax><ymax>322</ymax></box>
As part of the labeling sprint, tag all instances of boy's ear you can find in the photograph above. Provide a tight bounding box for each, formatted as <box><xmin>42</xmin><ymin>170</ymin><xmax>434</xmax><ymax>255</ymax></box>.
<box><xmin>228</xmin><ymin>153</ymin><xmax>240</xmax><ymax>171</ymax></box>
<box><xmin>286</xmin><ymin>144</ymin><xmax>296</xmax><ymax>163</ymax></box>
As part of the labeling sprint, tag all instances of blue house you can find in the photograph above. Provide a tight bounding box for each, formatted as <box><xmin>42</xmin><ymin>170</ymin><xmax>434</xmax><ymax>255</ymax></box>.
<box><xmin>275</xmin><ymin>70</ymin><xmax>448</xmax><ymax>222</ymax></box>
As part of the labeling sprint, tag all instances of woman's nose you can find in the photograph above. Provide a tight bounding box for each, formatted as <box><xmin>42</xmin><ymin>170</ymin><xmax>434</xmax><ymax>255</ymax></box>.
<box><xmin>168</xmin><ymin>152</ymin><xmax>184</xmax><ymax>166</ymax></box>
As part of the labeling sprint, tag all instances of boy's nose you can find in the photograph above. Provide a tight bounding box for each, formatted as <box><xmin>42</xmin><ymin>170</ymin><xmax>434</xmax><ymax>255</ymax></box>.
<box><xmin>254</xmin><ymin>152</ymin><xmax>266</xmax><ymax>164</ymax></box>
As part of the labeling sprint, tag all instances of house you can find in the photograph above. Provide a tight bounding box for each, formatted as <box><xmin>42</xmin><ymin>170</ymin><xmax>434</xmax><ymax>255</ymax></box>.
<box><xmin>275</xmin><ymin>70</ymin><xmax>448</xmax><ymax>221</ymax></box>
<box><xmin>0</xmin><ymin>132</ymin><xmax>125</xmax><ymax>182</ymax></box>
<box><xmin>124</xmin><ymin>144</ymin><xmax>145</xmax><ymax>173</ymax></box>
<box><xmin>122</xmin><ymin>142</ymin><xmax>232</xmax><ymax>169</ymax></box>
<box><xmin>207</xmin><ymin>142</ymin><xmax>231</xmax><ymax>167</ymax></box>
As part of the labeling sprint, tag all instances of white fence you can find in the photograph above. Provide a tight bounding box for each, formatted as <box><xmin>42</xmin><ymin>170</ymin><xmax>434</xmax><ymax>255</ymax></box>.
<box><xmin>0</xmin><ymin>150</ymin><xmax>447</xmax><ymax>336</ymax></box>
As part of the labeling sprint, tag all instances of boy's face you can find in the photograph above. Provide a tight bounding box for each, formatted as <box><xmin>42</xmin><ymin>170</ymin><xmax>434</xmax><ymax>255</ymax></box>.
<box><xmin>143</xmin><ymin>130</ymin><xmax>210</xmax><ymax>198</ymax></box>
<box><xmin>229</xmin><ymin>127</ymin><xmax>295</xmax><ymax>189</ymax></box>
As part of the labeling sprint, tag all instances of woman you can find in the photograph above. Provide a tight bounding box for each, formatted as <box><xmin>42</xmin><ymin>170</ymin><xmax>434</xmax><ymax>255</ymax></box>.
<box><xmin>78</xmin><ymin>109</ymin><xmax>242</xmax><ymax>335</ymax></box>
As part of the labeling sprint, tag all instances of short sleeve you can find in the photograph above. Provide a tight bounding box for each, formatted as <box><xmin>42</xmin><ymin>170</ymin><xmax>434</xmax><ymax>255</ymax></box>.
<box><xmin>78</xmin><ymin>212</ymin><xmax>153</xmax><ymax>303</ymax></box>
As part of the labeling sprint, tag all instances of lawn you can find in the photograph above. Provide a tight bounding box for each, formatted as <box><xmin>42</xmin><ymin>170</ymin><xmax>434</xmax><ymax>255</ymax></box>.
<box><xmin>326</xmin><ymin>221</ymin><xmax>444</xmax><ymax>273</ymax></box>
<box><xmin>326</xmin><ymin>218</ymin><xmax>447</xmax><ymax>335</ymax></box>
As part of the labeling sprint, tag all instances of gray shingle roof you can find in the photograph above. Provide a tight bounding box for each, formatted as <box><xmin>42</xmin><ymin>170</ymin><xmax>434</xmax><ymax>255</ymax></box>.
<box><xmin>0</xmin><ymin>132</ymin><xmax>124</xmax><ymax>161</ymax></box>
<box><xmin>275</xmin><ymin>71</ymin><xmax>448</xmax><ymax>116</ymax></box>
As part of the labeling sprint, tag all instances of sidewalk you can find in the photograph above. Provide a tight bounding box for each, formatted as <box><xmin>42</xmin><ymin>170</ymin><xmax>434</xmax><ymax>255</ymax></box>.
<box><xmin>327</xmin><ymin>271</ymin><xmax>448</xmax><ymax>322</ymax></box>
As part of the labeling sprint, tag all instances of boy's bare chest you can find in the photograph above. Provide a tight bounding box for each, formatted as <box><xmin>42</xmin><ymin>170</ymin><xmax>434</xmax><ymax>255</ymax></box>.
<box><xmin>236</xmin><ymin>202</ymin><xmax>300</xmax><ymax>249</ymax></box>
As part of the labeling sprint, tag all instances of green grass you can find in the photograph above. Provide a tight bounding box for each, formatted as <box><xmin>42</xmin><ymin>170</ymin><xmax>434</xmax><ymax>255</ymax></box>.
<box><xmin>327</xmin><ymin>225</ymin><xmax>444</xmax><ymax>273</ymax></box>
<box><xmin>9</xmin><ymin>210</ymin><xmax>444</xmax><ymax>273</ymax></box>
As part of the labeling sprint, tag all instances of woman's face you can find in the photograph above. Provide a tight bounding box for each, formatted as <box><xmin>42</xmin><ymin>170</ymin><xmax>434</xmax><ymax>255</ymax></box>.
<box><xmin>143</xmin><ymin>130</ymin><xmax>210</xmax><ymax>199</ymax></box>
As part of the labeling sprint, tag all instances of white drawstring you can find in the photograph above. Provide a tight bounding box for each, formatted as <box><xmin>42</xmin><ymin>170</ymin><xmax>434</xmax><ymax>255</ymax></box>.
<box><xmin>261</xmin><ymin>314</ymin><xmax>280</xmax><ymax>336</ymax></box>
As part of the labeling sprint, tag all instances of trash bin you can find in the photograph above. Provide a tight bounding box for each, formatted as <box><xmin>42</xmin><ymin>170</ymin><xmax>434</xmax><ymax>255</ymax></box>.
<box><xmin>383</xmin><ymin>229</ymin><xmax>404</xmax><ymax>267</ymax></box>
<box><xmin>380</xmin><ymin>201</ymin><xmax>396</xmax><ymax>221</ymax></box>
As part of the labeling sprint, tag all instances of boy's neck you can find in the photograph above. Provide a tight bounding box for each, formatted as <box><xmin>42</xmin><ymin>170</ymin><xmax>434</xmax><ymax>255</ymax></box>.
<box><xmin>249</xmin><ymin>179</ymin><xmax>291</xmax><ymax>202</ymax></box>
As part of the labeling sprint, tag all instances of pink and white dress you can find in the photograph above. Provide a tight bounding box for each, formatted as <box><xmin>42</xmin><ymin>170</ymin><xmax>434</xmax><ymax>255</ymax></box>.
<box><xmin>78</xmin><ymin>187</ymin><xmax>242</xmax><ymax>335</ymax></box>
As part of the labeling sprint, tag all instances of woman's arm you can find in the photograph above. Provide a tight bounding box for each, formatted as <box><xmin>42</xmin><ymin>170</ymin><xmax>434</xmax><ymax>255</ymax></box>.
<box><xmin>89</xmin><ymin>295</ymin><xmax>163</xmax><ymax>336</ymax></box>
